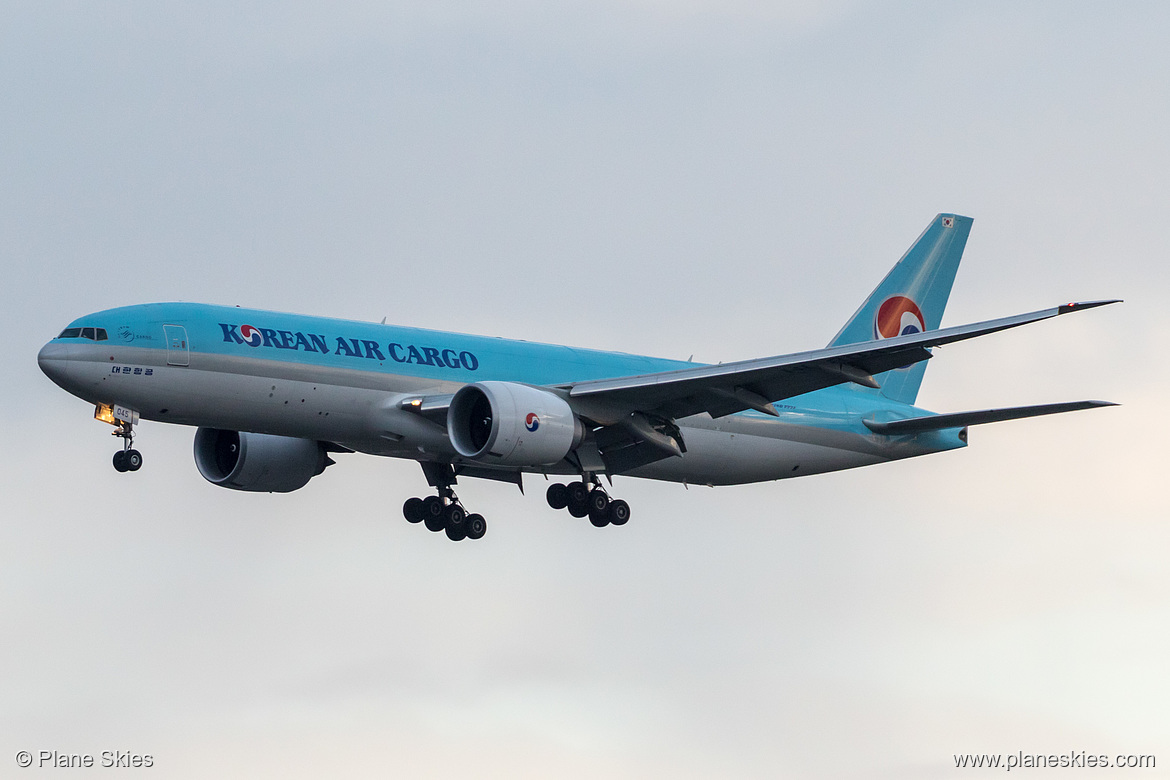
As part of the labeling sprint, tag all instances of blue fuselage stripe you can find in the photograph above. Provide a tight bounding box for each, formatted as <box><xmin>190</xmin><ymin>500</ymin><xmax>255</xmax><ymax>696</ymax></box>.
<box><xmin>57</xmin><ymin>301</ymin><xmax>945</xmax><ymax>435</ymax></box>
<box><xmin>74</xmin><ymin>302</ymin><xmax>689</xmax><ymax>386</ymax></box>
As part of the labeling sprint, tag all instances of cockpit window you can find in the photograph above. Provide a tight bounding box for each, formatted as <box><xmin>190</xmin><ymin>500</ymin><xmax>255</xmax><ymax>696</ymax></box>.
<box><xmin>57</xmin><ymin>327</ymin><xmax>108</xmax><ymax>340</ymax></box>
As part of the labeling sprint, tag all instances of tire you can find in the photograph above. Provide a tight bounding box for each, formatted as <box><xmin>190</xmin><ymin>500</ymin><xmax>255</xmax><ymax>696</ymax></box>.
<box><xmin>568</xmin><ymin>498</ymin><xmax>589</xmax><ymax>518</ymax></box>
<box><xmin>465</xmin><ymin>514</ymin><xmax>487</xmax><ymax>540</ymax></box>
<box><xmin>607</xmin><ymin>499</ymin><xmax>630</xmax><ymax>526</ymax></box>
<box><xmin>546</xmin><ymin>483</ymin><xmax>569</xmax><ymax>510</ymax></box>
<box><xmin>587</xmin><ymin>489</ymin><xmax>609</xmax><ymax>516</ymax></box>
<box><xmin>125</xmin><ymin>449</ymin><xmax>143</xmax><ymax>471</ymax></box>
<box><xmin>444</xmin><ymin>503</ymin><xmax>466</xmax><ymax>530</ymax></box>
<box><xmin>587</xmin><ymin>489</ymin><xmax>610</xmax><ymax>525</ymax></box>
<box><xmin>445</xmin><ymin>522</ymin><xmax>467</xmax><ymax>542</ymax></box>
<box><xmin>403</xmin><ymin>497</ymin><xmax>424</xmax><ymax>523</ymax></box>
<box><xmin>112</xmin><ymin>450</ymin><xmax>128</xmax><ymax>472</ymax></box>
<box><xmin>566</xmin><ymin>481</ymin><xmax>589</xmax><ymax>505</ymax></box>
<box><xmin>422</xmin><ymin>496</ymin><xmax>445</xmax><ymax>532</ymax></box>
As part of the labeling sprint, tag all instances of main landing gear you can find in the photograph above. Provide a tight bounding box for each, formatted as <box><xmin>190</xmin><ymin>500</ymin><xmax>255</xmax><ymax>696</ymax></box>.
<box><xmin>402</xmin><ymin>490</ymin><xmax>486</xmax><ymax>542</ymax></box>
<box><xmin>402</xmin><ymin>463</ymin><xmax>486</xmax><ymax>542</ymax></box>
<box><xmin>546</xmin><ymin>478</ymin><xmax>630</xmax><ymax>528</ymax></box>
<box><xmin>111</xmin><ymin>419</ymin><xmax>143</xmax><ymax>473</ymax></box>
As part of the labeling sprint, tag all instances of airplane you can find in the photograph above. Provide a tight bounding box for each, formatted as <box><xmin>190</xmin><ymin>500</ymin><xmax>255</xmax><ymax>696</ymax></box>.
<box><xmin>37</xmin><ymin>214</ymin><xmax>1118</xmax><ymax>541</ymax></box>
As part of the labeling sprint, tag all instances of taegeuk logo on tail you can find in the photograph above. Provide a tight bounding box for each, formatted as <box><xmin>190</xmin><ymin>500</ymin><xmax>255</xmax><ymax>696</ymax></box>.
<box><xmin>873</xmin><ymin>296</ymin><xmax>925</xmax><ymax>340</ymax></box>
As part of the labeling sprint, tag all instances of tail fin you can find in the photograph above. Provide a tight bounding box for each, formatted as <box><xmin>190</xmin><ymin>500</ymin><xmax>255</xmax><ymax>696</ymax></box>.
<box><xmin>828</xmin><ymin>213</ymin><xmax>972</xmax><ymax>405</ymax></box>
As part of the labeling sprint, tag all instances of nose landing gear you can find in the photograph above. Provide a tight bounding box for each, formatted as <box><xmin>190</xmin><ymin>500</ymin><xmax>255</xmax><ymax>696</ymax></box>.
<box><xmin>111</xmin><ymin>419</ymin><xmax>142</xmax><ymax>473</ymax></box>
<box><xmin>546</xmin><ymin>478</ymin><xmax>630</xmax><ymax>528</ymax></box>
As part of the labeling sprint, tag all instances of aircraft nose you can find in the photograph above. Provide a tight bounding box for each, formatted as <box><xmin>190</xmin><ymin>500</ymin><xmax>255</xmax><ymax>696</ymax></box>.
<box><xmin>37</xmin><ymin>341</ymin><xmax>73</xmax><ymax>385</ymax></box>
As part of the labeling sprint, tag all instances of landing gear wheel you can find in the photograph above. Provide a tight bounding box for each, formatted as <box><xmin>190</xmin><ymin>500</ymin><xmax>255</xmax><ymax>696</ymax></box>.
<box><xmin>465</xmin><ymin>514</ymin><xmax>487</xmax><ymax>540</ymax></box>
<box><xmin>567</xmin><ymin>482</ymin><xmax>589</xmax><ymax>506</ymax></box>
<box><xmin>403</xmin><ymin>497</ymin><xmax>424</xmax><ymax>523</ymax></box>
<box><xmin>607</xmin><ymin>499</ymin><xmax>630</xmax><ymax>526</ymax></box>
<box><xmin>112</xmin><ymin>450</ymin><xmax>128</xmax><ymax>472</ymax></box>
<box><xmin>587</xmin><ymin>489</ymin><xmax>610</xmax><ymax>526</ymax></box>
<box><xmin>546</xmin><ymin>483</ymin><xmax>569</xmax><ymax>510</ymax></box>
<box><xmin>589</xmin><ymin>510</ymin><xmax>610</xmax><ymax>527</ymax></box>
<box><xmin>125</xmin><ymin>449</ymin><xmax>142</xmax><ymax>471</ymax></box>
<box><xmin>444</xmin><ymin>503</ymin><xmax>466</xmax><ymax>530</ymax></box>
<box><xmin>568</xmin><ymin>498</ymin><xmax>589</xmax><ymax>518</ymax></box>
<box><xmin>587</xmin><ymin>489</ymin><xmax>609</xmax><ymax>515</ymax></box>
<box><xmin>445</xmin><ymin>521</ymin><xmax>467</xmax><ymax>542</ymax></box>
<box><xmin>422</xmin><ymin>496</ymin><xmax>445</xmax><ymax>532</ymax></box>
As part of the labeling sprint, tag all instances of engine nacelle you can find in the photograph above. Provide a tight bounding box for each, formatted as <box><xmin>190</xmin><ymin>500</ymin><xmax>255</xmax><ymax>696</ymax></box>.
<box><xmin>448</xmin><ymin>381</ymin><xmax>583</xmax><ymax>467</ymax></box>
<box><xmin>194</xmin><ymin>428</ymin><xmax>328</xmax><ymax>493</ymax></box>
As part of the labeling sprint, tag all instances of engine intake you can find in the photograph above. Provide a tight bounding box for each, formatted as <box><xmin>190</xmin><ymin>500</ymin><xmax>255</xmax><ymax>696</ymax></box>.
<box><xmin>448</xmin><ymin>382</ymin><xmax>583</xmax><ymax>467</ymax></box>
<box><xmin>194</xmin><ymin>428</ymin><xmax>328</xmax><ymax>493</ymax></box>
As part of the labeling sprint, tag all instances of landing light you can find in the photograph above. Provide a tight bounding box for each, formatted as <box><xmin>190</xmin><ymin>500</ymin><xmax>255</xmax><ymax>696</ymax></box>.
<box><xmin>94</xmin><ymin>403</ymin><xmax>139</xmax><ymax>426</ymax></box>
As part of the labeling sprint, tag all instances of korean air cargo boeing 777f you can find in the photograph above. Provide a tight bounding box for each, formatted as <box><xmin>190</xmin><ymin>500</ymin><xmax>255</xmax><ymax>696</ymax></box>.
<box><xmin>38</xmin><ymin>215</ymin><xmax>1118</xmax><ymax>541</ymax></box>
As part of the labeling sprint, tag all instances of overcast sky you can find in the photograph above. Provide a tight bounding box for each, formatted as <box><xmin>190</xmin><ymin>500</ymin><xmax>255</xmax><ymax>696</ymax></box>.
<box><xmin>2</xmin><ymin>2</ymin><xmax>1167</xmax><ymax>777</ymax></box>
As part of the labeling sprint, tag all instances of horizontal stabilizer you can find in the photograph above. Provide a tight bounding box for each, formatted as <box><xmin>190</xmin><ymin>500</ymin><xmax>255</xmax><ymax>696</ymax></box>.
<box><xmin>864</xmin><ymin>401</ymin><xmax>1118</xmax><ymax>435</ymax></box>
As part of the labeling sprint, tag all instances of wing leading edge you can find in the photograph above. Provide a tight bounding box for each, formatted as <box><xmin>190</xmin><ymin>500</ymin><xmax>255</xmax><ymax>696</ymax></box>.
<box><xmin>400</xmin><ymin>299</ymin><xmax>1118</xmax><ymax>430</ymax></box>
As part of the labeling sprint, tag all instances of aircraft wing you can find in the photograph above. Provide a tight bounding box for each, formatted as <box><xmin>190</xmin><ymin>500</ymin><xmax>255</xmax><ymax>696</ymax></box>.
<box><xmin>562</xmin><ymin>300</ymin><xmax>1119</xmax><ymax>422</ymax></box>
<box><xmin>398</xmin><ymin>300</ymin><xmax>1117</xmax><ymax>474</ymax></box>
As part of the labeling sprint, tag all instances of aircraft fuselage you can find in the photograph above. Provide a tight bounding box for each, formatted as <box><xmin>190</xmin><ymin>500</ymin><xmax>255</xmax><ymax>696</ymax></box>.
<box><xmin>37</xmin><ymin>302</ymin><xmax>963</xmax><ymax>487</ymax></box>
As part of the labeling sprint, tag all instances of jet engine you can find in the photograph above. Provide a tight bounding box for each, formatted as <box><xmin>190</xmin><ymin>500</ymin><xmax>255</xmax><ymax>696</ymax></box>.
<box><xmin>194</xmin><ymin>428</ymin><xmax>329</xmax><ymax>492</ymax></box>
<box><xmin>448</xmin><ymin>381</ymin><xmax>583</xmax><ymax>467</ymax></box>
